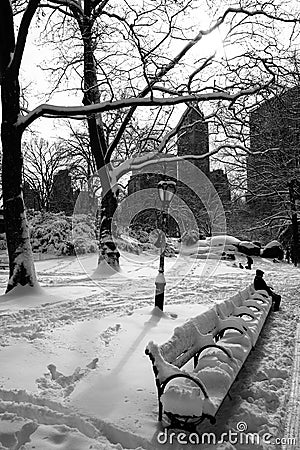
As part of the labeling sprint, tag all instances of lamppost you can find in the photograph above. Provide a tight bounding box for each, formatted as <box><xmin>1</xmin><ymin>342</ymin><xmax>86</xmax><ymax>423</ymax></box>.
<box><xmin>155</xmin><ymin>180</ymin><xmax>176</xmax><ymax>311</ymax></box>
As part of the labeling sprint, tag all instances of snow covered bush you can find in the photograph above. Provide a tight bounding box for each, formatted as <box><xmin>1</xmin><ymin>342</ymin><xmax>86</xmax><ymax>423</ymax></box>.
<box><xmin>129</xmin><ymin>228</ymin><xmax>150</xmax><ymax>244</ymax></box>
<box><xmin>72</xmin><ymin>214</ymin><xmax>99</xmax><ymax>255</ymax></box>
<box><xmin>165</xmin><ymin>239</ymin><xmax>179</xmax><ymax>256</ymax></box>
<box><xmin>1</xmin><ymin>211</ymin><xmax>178</xmax><ymax>257</ymax></box>
<box><xmin>181</xmin><ymin>230</ymin><xmax>200</xmax><ymax>246</ymax></box>
<box><xmin>116</xmin><ymin>235</ymin><xmax>141</xmax><ymax>254</ymax></box>
<box><xmin>26</xmin><ymin>210</ymin><xmax>98</xmax><ymax>256</ymax></box>
<box><xmin>123</xmin><ymin>229</ymin><xmax>177</xmax><ymax>256</ymax></box>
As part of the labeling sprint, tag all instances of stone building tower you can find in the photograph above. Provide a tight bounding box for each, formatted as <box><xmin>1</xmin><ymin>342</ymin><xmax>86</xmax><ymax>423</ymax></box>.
<box><xmin>176</xmin><ymin>106</ymin><xmax>211</xmax><ymax>235</ymax></box>
<box><xmin>49</xmin><ymin>169</ymin><xmax>77</xmax><ymax>216</ymax></box>
<box><xmin>177</xmin><ymin>106</ymin><xmax>210</xmax><ymax>176</ymax></box>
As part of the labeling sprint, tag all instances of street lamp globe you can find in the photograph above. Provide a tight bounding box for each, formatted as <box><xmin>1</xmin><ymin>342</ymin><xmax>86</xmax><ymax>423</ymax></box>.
<box><xmin>157</xmin><ymin>180</ymin><xmax>177</xmax><ymax>206</ymax></box>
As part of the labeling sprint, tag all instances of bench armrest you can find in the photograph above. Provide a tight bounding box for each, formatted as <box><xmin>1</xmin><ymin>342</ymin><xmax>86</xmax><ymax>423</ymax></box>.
<box><xmin>216</xmin><ymin>317</ymin><xmax>246</xmax><ymax>340</ymax></box>
<box><xmin>145</xmin><ymin>342</ymin><xmax>183</xmax><ymax>385</ymax></box>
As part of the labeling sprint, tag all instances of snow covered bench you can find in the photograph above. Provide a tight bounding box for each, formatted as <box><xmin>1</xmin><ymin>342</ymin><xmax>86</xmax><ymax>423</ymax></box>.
<box><xmin>145</xmin><ymin>285</ymin><xmax>272</xmax><ymax>428</ymax></box>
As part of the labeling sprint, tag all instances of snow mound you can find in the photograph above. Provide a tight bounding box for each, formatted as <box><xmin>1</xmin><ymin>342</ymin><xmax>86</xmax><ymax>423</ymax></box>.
<box><xmin>0</xmin><ymin>415</ymin><xmax>131</xmax><ymax>450</ymax></box>
<box><xmin>92</xmin><ymin>260</ymin><xmax>122</xmax><ymax>279</ymax></box>
<box><xmin>0</xmin><ymin>284</ymin><xmax>63</xmax><ymax>309</ymax></box>
<box><xmin>263</xmin><ymin>240</ymin><xmax>282</xmax><ymax>249</ymax></box>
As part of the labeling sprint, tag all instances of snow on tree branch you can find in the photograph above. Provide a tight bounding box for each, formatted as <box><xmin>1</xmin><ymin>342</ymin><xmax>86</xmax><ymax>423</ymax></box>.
<box><xmin>18</xmin><ymin>84</ymin><xmax>266</xmax><ymax>130</ymax></box>
<box><xmin>110</xmin><ymin>143</ymin><xmax>271</xmax><ymax>186</ymax></box>
<box><xmin>104</xmin><ymin>4</ymin><xmax>298</xmax><ymax>159</ymax></box>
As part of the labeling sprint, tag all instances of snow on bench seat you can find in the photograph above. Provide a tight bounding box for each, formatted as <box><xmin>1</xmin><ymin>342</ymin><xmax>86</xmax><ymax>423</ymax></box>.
<box><xmin>145</xmin><ymin>284</ymin><xmax>272</xmax><ymax>427</ymax></box>
<box><xmin>216</xmin><ymin>293</ymin><xmax>270</xmax><ymax>345</ymax></box>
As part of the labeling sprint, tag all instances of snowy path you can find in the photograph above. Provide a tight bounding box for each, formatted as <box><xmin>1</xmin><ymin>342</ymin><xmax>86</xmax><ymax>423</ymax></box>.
<box><xmin>283</xmin><ymin>324</ymin><xmax>300</xmax><ymax>450</ymax></box>
<box><xmin>0</xmin><ymin>253</ymin><xmax>248</xmax><ymax>348</ymax></box>
<box><xmin>0</xmin><ymin>254</ymin><xmax>299</xmax><ymax>449</ymax></box>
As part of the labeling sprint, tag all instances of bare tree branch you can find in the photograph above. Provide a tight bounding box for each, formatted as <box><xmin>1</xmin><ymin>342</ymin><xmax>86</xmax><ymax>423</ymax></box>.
<box><xmin>19</xmin><ymin>82</ymin><xmax>266</xmax><ymax>129</ymax></box>
<box><xmin>46</xmin><ymin>0</ymin><xmax>83</xmax><ymax>16</ymax></box>
<box><xmin>106</xmin><ymin>5</ymin><xmax>300</xmax><ymax>158</ymax></box>
<box><xmin>9</xmin><ymin>0</ymin><xmax>40</xmax><ymax>77</ymax></box>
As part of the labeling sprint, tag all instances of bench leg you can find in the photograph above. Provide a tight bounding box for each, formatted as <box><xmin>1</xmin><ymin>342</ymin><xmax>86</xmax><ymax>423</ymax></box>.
<box><xmin>193</xmin><ymin>353</ymin><xmax>199</xmax><ymax>368</ymax></box>
<box><xmin>158</xmin><ymin>398</ymin><xmax>163</xmax><ymax>421</ymax></box>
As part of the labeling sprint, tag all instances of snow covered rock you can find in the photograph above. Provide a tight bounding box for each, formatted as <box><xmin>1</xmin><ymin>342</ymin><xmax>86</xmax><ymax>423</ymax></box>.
<box><xmin>261</xmin><ymin>240</ymin><xmax>284</xmax><ymax>259</ymax></box>
<box><xmin>237</xmin><ymin>241</ymin><xmax>261</xmax><ymax>256</ymax></box>
<box><xmin>206</xmin><ymin>235</ymin><xmax>241</xmax><ymax>247</ymax></box>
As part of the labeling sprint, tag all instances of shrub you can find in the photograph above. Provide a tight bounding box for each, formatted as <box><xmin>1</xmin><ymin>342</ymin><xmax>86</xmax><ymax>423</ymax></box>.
<box><xmin>26</xmin><ymin>210</ymin><xmax>98</xmax><ymax>256</ymax></box>
<box><xmin>181</xmin><ymin>230</ymin><xmax>199</xmax><ymax>246</ymax></box>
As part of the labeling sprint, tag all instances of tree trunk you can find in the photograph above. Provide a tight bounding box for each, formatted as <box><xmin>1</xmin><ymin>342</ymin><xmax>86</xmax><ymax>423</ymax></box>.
<box><xmin>80</xmin><ymin>6</ymin><xmax>120</xmax><ymax>269</ymax></box>
<box><xmin>98</xmin><ymin>188</ymin><xmax>120</xmax><ymax>269</ymax></box>
<box><xmin>289</xmin><ymin>179</ymin><xmax>299</xmax><ymax>267</ymax></box>
<box><xmin>1</xmin><ymin>76</ymin><xmax>37</xmax><ymax>292</ymax></box>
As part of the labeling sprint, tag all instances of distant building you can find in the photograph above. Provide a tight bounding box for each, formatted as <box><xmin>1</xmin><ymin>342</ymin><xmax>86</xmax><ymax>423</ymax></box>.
<box><xmin>177</xmin><ymin>106</ymin><xmax>210</xmax><ymax>176</ymax></box>
<box><xmin>176</xmin><ymin>106</ymin><xmax>231</xmax><ymax>206</ymax></box>
<box><xmin>210</xmin><ymin>169</ymin><xmax>231</xmax><ymax>206</ymax></box>
<box><xmin>23</xmin><ymin>181</ymin><xmax>40</xmax><ymax>211</ymax></box>
<box><xmin>247</xmin><ymin>86</ymin><xmax>300</xmax><ymax>215</ymax></box>
<box><xmin>49</xmin><ymin>169</ymin><xmax>77</xmax><ymax>216</ymax></box>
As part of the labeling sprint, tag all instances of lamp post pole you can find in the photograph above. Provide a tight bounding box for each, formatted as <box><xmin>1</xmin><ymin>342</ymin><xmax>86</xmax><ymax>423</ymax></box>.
<box><xmin>154</xmin><ymin>180</ymin><xmax>176</xmax><ymax>311</ymax></box>
<box><xmin>154</xmin><ymin>205</ymin><xmax>167</xmax><ymax>310</ymax></box>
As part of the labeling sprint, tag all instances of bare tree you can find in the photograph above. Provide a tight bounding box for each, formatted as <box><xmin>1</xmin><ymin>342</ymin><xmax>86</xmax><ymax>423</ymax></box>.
<box><xmin>23</xmin><ymin>137</ymin><xmax>71</xmax><ymax>210</ymax></box>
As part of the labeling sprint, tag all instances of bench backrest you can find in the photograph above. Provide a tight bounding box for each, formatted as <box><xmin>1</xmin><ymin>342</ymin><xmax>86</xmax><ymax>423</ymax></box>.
<box><xmin>160</xmin><ymin>320</ymin><xmax>205</xmax><ymax>367</ymax></box>
<box><xmin>215</xmin><ymin>299</ymin><xmax>235</xmax><ymax>319</ymax></box>
<box><xmin>192</xmin><ymin>308</ymin><xmax>220</xmax><ymax>336</ymax></box>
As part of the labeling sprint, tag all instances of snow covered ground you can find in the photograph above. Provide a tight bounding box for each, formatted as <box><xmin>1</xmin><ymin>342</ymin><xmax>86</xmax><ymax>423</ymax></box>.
<box><xmin>0</xmin><ymin>250</ymin><xmax>299</xmax><ymax>449</ymax></box>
